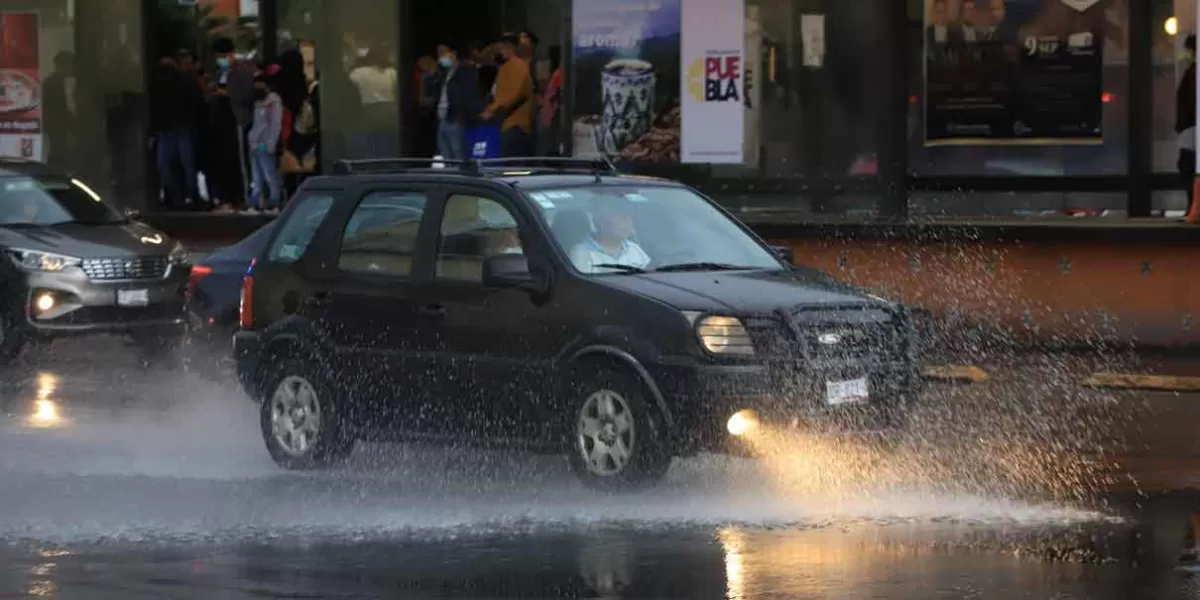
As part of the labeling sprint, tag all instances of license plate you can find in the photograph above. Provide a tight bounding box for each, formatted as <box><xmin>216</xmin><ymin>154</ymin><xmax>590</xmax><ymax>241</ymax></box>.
<box><xmin>825</xmin><ymin>377</ymin><xmax>869</xmax><ymax>405</ymax></box>
<box><xmin>117</xmin><ymin>288</ymin><xmax>149</xmax><ymax>307</ymax></box>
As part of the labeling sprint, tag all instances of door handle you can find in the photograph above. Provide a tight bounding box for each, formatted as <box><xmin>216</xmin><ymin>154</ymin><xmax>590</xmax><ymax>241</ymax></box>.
<box><xmin>419</xmin><ymin>303</ymin><xmax>446</xmax><ymax>318</ymax></box>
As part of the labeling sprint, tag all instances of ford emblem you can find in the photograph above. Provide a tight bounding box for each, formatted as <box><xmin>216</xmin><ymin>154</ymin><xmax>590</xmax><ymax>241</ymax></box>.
<box><xmin>817</xmin><ymin>332</ymin><xmax>842</xmax><ymax>345</ymax></box>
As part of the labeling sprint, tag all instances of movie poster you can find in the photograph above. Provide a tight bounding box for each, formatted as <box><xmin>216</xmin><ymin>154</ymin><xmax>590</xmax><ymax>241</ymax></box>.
<box><xmin>571</xmin><ymin>0</ymin><xmax>681</xmax><ymax>163</ymax></box>
<box><xmin>923</xmin><ymin>0</ymin><xmax>1107</xmax><ymax>146</ymax></box>
<box><xmin>0</xmin><ymin>11</ymin><xmax>42</xmax><ymax>160</ymax></box>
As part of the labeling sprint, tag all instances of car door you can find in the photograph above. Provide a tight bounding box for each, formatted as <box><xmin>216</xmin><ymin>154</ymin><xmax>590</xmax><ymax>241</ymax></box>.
<box><xmin>301</xmin><ymin>184</ymin><xmax>443</xmax><ymax>435</ymax></box>
<box><xmin>417</xmin><ymin>186</ymin><xmax>565</xmax><ymax>443</ymax></box>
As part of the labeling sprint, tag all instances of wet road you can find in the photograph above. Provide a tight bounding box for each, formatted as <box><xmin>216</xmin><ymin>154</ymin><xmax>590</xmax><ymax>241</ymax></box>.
<box><xmin>1</xmin><ymin>338</ymin><xmax>1200</xmax><ymax>598</ymax></box>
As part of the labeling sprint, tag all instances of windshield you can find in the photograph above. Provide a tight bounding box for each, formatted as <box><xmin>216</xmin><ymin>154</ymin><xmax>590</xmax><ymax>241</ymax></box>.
<box><xmin>531</xmin><ymin>185</ymin><xmax>781</xmax><ymax>274</ymax></box>
<box><xmin>0</xmin><ymin>176</ymin><xmax>125</xmax><ymax>226</ymax></box>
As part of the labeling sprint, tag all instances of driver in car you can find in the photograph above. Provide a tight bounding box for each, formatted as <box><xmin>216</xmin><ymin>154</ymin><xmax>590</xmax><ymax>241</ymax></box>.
<box><xmin>569</xmin><ymin>199</ymin><xmax>650</xmax><ymax>273</ymax></box>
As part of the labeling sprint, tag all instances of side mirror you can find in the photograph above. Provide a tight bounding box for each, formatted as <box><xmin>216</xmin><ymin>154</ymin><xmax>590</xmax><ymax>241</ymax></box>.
<box><xmin>123</xmin><ymin>207</ymin><xmax>141</xmax><ymax>221</ymax></box>
<box><xmin>482</xmin><ymin>253</ymin><xmax>542</xmax><ymax>291</ymax></box>
<box><xmin>770</xmin><ymin>245</ymin><xmax>794</xmax><ymax>264</ymax></box>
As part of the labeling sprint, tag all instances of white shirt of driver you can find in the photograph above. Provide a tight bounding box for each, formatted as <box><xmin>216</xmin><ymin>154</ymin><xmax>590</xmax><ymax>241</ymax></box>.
<box><xmin>570</xmin><ymin>237</ymin><xmax>650</xmax><ymax>274</ymax></box>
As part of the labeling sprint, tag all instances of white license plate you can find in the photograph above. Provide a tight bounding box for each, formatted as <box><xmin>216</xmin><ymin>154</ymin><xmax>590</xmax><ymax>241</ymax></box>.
<box><xmin>825</xmin><ymin>378</ymin><xmax>869</xmax><ymax>406</ymax></box>
<box><xmin>117</xmin><ymin>288</ymin><xmax>149</xmax><ymax>307</ymax></box>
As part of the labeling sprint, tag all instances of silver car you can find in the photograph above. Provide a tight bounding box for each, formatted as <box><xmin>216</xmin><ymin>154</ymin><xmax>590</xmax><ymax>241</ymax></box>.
<box><xmin>0</xmin><ymin>161</ymin><xmax>190</xmax><ymax>364</ymax></box>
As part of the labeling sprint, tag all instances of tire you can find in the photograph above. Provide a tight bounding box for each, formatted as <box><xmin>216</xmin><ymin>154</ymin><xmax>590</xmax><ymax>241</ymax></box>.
<box><xmin>566</xmin><ymin>367</ymin><xmax>672</xmax><ymax>491</ymax></box>
<box><xmin>259</xmin><ymin>357</ymin><xmax>355</xmax><ymax>470</ymax></box>
<box><xmin>0</xmin><ymin>308</ymin><xmax>26</xmax><ymax>366</ymax></box>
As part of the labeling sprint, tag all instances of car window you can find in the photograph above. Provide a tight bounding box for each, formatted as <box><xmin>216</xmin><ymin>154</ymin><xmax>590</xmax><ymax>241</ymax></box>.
<box><xmin>436</xmin><ymin>194</ymin><xmax>522</xmax><ymax>283</ymax></box>
<box><xmin>0</xmin><ymin>176</ymin><xmax>124</xmax><ymax>226</ymax></box>
<box><xmin>530</xmin><ymin>186</ymin><xmax>781</xmax><ymax>275</ymax></box>
<box><xmin>266</xmin><ymin>194</ymin><xmax>334</xmax><ymax>263</ymax></box>
<box><xmin>338</xmin><ymin>191</ymin><xmax>428</xmax><ymax>276</ymax></box>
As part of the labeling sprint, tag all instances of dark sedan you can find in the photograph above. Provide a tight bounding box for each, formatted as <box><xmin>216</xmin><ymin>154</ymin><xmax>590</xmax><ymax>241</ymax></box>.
<box><xmin>185</xmin><ymin>221</ymin><xmax>276</xmax><ymax>361</ymax></box>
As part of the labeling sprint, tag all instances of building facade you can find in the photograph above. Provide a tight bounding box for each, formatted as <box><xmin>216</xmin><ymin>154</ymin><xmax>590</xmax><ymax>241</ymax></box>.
<box><xmin>4</xmin><ymin>0</ymin><xmax>1195</xmax><ymax>218</ymax></box>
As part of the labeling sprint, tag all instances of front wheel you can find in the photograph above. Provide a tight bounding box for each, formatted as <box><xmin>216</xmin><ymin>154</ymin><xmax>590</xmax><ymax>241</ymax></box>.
<box><xmin>260</xmin><ymin>358</ymin><xmax>355</xmax><ymax>470</ymax></box>
<box><xmin>567</xmin><ymin>368</ymin><xmax>671</xmax><ymax>491</ymax></box>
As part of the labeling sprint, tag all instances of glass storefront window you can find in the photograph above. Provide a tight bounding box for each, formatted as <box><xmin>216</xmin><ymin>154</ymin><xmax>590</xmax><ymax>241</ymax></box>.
<box><xmin>906</xmin><ymin>0</ymin><xmax>1131</xmax><ymax>177</ymax></box>
<box><xmin>568</xmin><ymin>0</ymin><xmax>889</xmax><ymax>182</ymax></box>
<box><xmin>277</xmin><ymin>0</ymin><xmax>400</xmax><ymax>171</ymax></box>
<box><xmin>0</xmin><ymin>0</ymin><xmax>145</xmax><ymax>208</ymax></box>
<box><xmin>1151</xmin><ymin>0</ymin><xmax>1193</xmax><ymax>173</ymax></box>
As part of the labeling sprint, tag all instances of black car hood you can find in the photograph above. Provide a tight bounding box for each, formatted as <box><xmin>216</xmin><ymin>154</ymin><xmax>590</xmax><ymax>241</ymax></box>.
<box><xmin>596</xmin><ymin>267</ymin><xmax>889</xmax><ymax>313</ymax></box>
<box><xmin>0</xmin><ymin>221</ymin><xmax>173</xmax><ymax>258</ymax></box>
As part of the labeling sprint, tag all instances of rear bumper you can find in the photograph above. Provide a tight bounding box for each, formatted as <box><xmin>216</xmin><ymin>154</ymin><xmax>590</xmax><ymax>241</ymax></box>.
<box><xmin>21</xmin><ymin>266</ymin><xmax>188</xmax><ymax>336</ymax></box>
<box><xmin>649</xmin><ymin>356</ymin><xmax>922</xmax><ymax>455</ymax></box>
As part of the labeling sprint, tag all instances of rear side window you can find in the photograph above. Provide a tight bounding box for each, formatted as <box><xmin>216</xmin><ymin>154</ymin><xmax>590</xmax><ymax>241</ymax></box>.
<box><xmin>266</xmin><ymin>194</ymin><xmax>334</xmax><ymax>263</ymax></box>
<box><xmin>338</xmin><ymin>191</ymin><xmax>428</xmax><ymax>276</ymax></box>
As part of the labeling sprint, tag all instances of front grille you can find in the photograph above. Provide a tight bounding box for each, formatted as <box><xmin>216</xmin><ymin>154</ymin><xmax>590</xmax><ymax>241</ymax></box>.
<box><xmin>81</xmin><ymin>256</ymin><xmax>169</xmax><ymax>281</ymax></box>
<box><xmin>744</xmin><ymin>306</ymin><xmax>905</xmax><ymax>363</ymax></box>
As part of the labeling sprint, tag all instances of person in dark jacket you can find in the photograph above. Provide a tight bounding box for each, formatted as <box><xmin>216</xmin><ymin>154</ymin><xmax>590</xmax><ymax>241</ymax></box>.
<box><xmin>151</xmin><ymin>56</ymin><xmax>204</xmax><ymax>208</ymax></box>
<box><xmin>1178</xmin><ymin>34</ymin><xmax>1197</xmax><ymax>216</ymax></box>
<box><xmin>429</xmin><ymin>43</ymin><xmax>480</xmax><ymax>159</ymax></box>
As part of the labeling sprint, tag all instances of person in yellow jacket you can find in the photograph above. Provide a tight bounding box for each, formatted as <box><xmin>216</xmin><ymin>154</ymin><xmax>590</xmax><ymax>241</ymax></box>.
<box><xmin>481</xmin><ymin>34</ymin><xmax>534</xmax><ymax>157</ymax></box>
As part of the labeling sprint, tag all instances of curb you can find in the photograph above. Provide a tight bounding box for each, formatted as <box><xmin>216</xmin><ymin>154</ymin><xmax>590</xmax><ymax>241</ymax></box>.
<box><xmin>1081</xmin><ymin>373</ymin><xmax>1200</xmax><ymax>392</ymax></box>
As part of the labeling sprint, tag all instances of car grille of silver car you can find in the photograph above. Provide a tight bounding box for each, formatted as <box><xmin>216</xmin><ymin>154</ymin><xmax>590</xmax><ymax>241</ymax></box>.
<box><xmin>81</xmin><ymin>256</ymin><xmax>169</xmax><ymax>281</ymax></box>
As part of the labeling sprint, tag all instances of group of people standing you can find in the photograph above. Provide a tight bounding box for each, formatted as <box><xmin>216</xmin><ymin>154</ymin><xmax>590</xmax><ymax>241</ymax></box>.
<box><xmin>151</xmin><ymin>37</ymin><xmax>319</xmax><ymax>214</ymax></box>
<box><xmin>415</xmin><ymin>31</ymin><xmax>562</xmax><ymax>160</ymax></box>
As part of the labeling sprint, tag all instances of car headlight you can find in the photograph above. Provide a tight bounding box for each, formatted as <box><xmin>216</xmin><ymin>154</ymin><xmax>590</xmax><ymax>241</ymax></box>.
<box><xmin>684</xmin><ymin>312</ymin><xmax>755</xmax><ymax>356</ymax></box>
<box><xmin>6</xmin><ymin>248</ymin><xmax>81</xmax><ymax>272</ymax></box>
<box><xmin>168</xmin><ymin>241</ymin><xmax>189</xmax><ymax>265</ymax></box>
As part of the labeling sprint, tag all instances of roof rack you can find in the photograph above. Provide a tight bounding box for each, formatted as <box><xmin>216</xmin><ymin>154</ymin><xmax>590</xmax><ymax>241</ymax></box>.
<box><xmin>332</xmin><ymin>158</ymin><xmax>469</xmax><ymax>175</ymax></box>
<box><xmin>331</xmin><ymin>156</ymin><xmax>619</xmax><ymax>178</ymax></box>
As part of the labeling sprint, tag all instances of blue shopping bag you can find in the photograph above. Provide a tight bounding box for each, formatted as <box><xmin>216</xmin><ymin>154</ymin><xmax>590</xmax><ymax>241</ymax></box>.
<box><xmin>466</xmin><ymin>124</ymin><xmax>501</xmax><ymax>159</ymax></box>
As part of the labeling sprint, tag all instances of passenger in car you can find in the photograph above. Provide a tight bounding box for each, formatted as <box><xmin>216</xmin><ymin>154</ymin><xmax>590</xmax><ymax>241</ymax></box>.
<box><xmin>568</xmin><ymin>200</ymin><xmax>650</xmax><ymax>273</ymax></box>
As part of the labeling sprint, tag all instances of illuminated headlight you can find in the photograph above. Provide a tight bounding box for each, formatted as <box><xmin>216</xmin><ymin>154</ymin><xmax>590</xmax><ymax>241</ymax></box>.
<box><xmin>168</xmin><ymin>241</ymin><xmax>189</xmax><ymax>265</ymax></box>
<box><xmin>7</xmin><ymin>248</ymin><xmax>81</xmax><ymax>272</ymax></box>
<box><xmin>686</xmin><ymin>313</ymin><xmax>755</xmax><ymax>356</ymax></box>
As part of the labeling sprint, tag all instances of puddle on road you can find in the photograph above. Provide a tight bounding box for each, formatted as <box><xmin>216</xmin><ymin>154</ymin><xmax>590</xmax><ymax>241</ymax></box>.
<box><xmin>0</xmin><ymin>347</ymin><xmax>1136</xmax><ymax>544</ymax></box>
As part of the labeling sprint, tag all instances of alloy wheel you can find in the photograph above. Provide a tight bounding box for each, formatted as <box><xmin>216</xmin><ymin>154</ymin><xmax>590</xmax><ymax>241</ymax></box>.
<box><xmin>269</xmin><ymin>375</ymin><xmax>322</xmax><ymax>457</ymax></box>
<box><xmin>577</xmin><ymin>389</ymin><xmax>636</xmax><ymax>476</ymax></box>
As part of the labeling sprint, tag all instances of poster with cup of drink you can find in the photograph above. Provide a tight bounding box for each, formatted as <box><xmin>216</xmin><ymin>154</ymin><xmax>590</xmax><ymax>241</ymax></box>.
<box><xmin>571</xmin><ymin>0</ymin><xmax>681</xmax><ymax>163</ymax></box>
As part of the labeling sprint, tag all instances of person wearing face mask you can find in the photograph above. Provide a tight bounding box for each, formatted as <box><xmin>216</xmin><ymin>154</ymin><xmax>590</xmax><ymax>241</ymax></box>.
<box><xmin>1178</xmin><ymin>34</ymin><xmax>1198</xmax><ymax>218</ymax></box>
<box><xmin>429</xmin><ymin>43</ymin><xmax>479</xmax><ymax>160</ymax></box>
<box><xmin>481</xmin><ymin>34</ymin><xmax>534</xmax><ymax>157</ymax></box>
<box><xmin>210</xmin><ymin>37</ymin><xmax>256</xmax><ymax>211</ymax></box>
<box><xmin>245</xmin><ymin>75</ymin><xmax>284</xmax><ymax>215</ymax></box>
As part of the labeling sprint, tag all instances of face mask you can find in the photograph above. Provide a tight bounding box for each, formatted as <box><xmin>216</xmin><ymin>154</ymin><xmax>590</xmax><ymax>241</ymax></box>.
<box><xmin>216</xmin><ymin>57</ymin><xmax>231</xmax><ymax>69</ymax></box>
<box><xmin>439</xmin><ymin>56</ymin><xmax>453</xmax><ymax>69</ymax></box>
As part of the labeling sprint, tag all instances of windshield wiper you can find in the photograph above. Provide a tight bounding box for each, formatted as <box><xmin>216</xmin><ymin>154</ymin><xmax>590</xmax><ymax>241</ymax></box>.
<box><xmin>592</xmin><ymin>263</ymin><xmax>646</xmax><ymax>274</ymax></box>
<box><xmin>653</xmin><ymin>262</ymin><xmax>756</xmax><ymax>273</ymax></box>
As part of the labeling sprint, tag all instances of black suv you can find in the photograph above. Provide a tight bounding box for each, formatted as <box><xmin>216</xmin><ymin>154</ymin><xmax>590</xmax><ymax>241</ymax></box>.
<box><xmin>234</xmin><ymin>158</ymin><xmax>921</xmax><ymax>488</ymax></box>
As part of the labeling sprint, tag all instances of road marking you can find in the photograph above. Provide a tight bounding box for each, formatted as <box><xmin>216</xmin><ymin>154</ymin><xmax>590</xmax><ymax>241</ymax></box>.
<box><xmin>922</xmin><ymin>365</ymin><xmax>990</xmax><ymax>383</ymax></box>
<box><xmin>1081</xmin><ymin>373</ymin><xmax>1200</xmax><ymax>392</ymax></box>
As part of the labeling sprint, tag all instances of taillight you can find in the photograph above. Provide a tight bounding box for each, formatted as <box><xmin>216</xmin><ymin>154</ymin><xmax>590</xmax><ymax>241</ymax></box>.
<box><xmin>238</xmin><ymin>274</ymin><xmax>254</xmax><ymax>329</ymax></box>
<box><xmin>187</xmin><ymin>264</ymin><xmax>213</xmax><ymax>299</ymax></box>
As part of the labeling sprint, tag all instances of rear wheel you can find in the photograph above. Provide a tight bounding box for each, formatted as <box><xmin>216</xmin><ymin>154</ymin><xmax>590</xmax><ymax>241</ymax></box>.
<box><xmin>260</xmin><ymin>357</ymin><xmax>355</xmax><ymax>470</ymax></box>
<box><xmin>567</xmin><ymin>367</ymin><xmax>671</xmax><ymax>490</ymax></box>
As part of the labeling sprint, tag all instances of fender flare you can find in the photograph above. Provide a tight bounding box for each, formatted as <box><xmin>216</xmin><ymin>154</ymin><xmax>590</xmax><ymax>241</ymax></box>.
<box><xmin>567</xmin><ymin>345</ymin><xmax>674</xmax><ymax>429</ymax></box>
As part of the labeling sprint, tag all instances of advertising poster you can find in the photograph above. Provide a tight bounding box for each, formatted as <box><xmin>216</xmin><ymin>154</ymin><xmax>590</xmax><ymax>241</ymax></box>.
<box><xmin>680</xmin><ymin>0</ymin><xmax>745</xmax><ymax>163</ymax></box>
<box><xmin>571</xmin><ymin>0</ymin><xmax>681</xmax><ymax>163</ymax></box>
<box><xmin>0</xmin><ymin>11</ymin><xmax>42</xmax><ymax>160</ymax></box>
<box><xmin>923</xmin><ymin>0</ymin><xmax>1107</xmax><ymax>146</ymax></box>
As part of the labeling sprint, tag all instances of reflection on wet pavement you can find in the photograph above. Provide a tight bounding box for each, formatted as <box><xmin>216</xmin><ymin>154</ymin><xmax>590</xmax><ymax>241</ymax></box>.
<box><xmin>0</xmin><ymin>337</ymin><xmax>1198</xmax><ymax>597</ymax></box>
